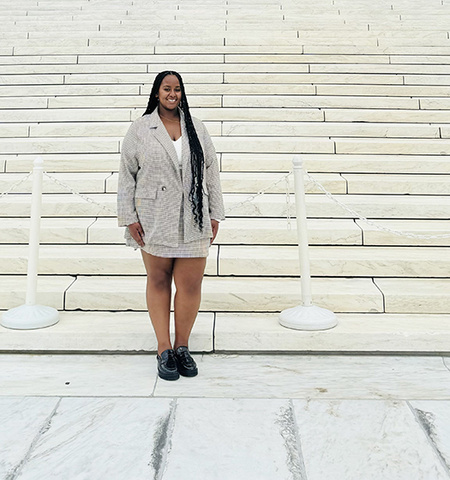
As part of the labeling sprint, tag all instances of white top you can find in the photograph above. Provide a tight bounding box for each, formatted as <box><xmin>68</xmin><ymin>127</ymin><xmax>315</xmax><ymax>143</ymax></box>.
<box><xmin>173</xmin><ymin>136</ymin><xmax>182</xmax><ymax>166</ymax></box>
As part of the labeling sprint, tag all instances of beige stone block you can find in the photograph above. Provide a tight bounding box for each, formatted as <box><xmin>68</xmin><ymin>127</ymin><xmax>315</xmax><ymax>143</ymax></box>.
<box><xmin>48</xmin><ymin>95</ymin><xmax>221</xmax><ymax>109</ymax></box>
<box><xmin>0</xmin><ymin>55</ymin><xmax>77</xmax><ymax>64</ymax></box>
<box><xmin>30</xmin><ymin>122</ymin><xmax>130</xmax><ymax>138</ymax></box>
<box><xmin>64</xmin><ymin>276</ymin><xmax>383</xmax><ymax>313</ymax></box>
<box><xmin>0</xmin><ymin>172</ymin><xmax>110</xmax><ymax>194</ymax></box>
<box><xmin>220</xmin><ymin>153</ymin><xmax>450</xmax><ymax>174</ymax></box>
<box><xmin>312</xmin><ymin>63</ymin><xmax>450</xmax><ymax>74</ymax></box>
<box><xmin>214</xmin><ymin>313</ymin><xmax>450</xmax><ymax>353</ymax></box>
<box><xmin>220</xmin><ymin>172</ymin><xmax>345</xmax><ymax>194</ymax></box>
<box><xmin>0</xmin><ymin>311</ymin><xmax>214</xmax><ymax>352</ymax></box>
<box><xmin>225</xmin><ymin>54</ymin><xmax>390</xmax><ymax>64</ymax></box>
<box><xmin>324</xmin><ymin>109</ymin><xmax>450</xmax><ymax>123</ymax></box>
<box><xmin>317</xmin><ymin>84</ymin><xmax>450</xmax><ymax>98</ymax></box>
<box><xmin>0</xmin><ymin>217</ymin><xmax>93</xmax><ymax>244</ymax></box>
<box><xmin>336</xmin><ymin>139</ymin><xmax>450</xmax><ymax>155</ymax></box>
<box><xmin>222</xmin><ymin>121</ymin><xmax>438</xmax><ymax>138</ymax></box>
<box><xmin>13</xmin><ymin>46</ymin><xmax>159</xmax><ymax>55</ymax></box>
<box><xmin>407</xmin><ymin>75</ymin><xmax>450</xmax><ymax>86</ymax></box>
<box><xmin>223</xmin><ymin>193</ymin><xmax>450</xmax><ymax>220</ymax></box>
<box><xmin>439</xmin><ymin>127</ymin><xmax>450</xmax><ymax>138</ymax></box>
<box><xmin>78</xmin><ymin>54</ymin><xmax>224</xmax><ymax>64</ymax></box>
<box><xmin>420</xmin><ymin>98</ymin><xmax>450</xmax><ymax>109</ymax></box>
<box><xmin>0</xmin><ymin>245</ymin><xmax>217</xmax><ymax>276</ymax></box>
<box><xmin>213</xmin><ymin>136</ymin><xmax>334</xmax><ymax>154</ymax></box>
<box><xmin>0</xmin><ymin>138</ymin><xmax>120</xmax><ymax>155</ymax></box>
<box><xmin>357</xmin><ymin>220</ymin><xmax>450</xmax><ymax>247</ymax></box>
<box><xmin>0</xmin><ymin>97</ymin><xmax>47</xmax><ymax>109</ymax></box>
<box><xmin>216</xmin><ymin>218</ymin><xmax>362</xmax><ymax>245</ymax></box>
<box><xmin>375</xmin><ymin>278</ymin><xmax>450</xmax><ymax>314</ymax></box>
<box><xmin>190</xmin><ymin>108</ymin><xmax>324</xmax><ymax>122</ymax></box>
<box><xmin>0</xmin><ymin>74</ymin><xmax>64</xmax><ymax>85</ymax></box>
<box><xmin>344</xmin><ymin>174</ymin><xmax>450</xmax><ymax>195</ymax></box>
<box><xmin>0</xmin><ymin>125</ymin><xmax>28</xmax><ymax>138</ymax></box>
<box><xmin>0</xmin><ymin>108</ymin><xmax>131</xmax><ymax>123</ymax></box>
<box><xmin>0</xmin><ymin>85</ymin><xmax>140</xmax><ymax>97</ymax></box>
<box><xmin>1</xmin><ymin>193</ymin><xmax>117</xmax><ymax>218</ymax></box>
<box><xmin>64</xmin><ymin>72</ymin><xmax>224</xmax><ymax>84</ymax></box>
<box><xmin>219</xmin><ymin>245</ymin><xmax>450</xmax><ymax>277</ymax></box>
<box><xmin>224</xmin><ymin>73</ymin><xmax>403</xmax><ymax>85</ymax></box>
<box><xmin>155</xmin><ymin>46</ymin><xmax>304</xmax><ymax>54</ymax></box>
<box><xmin>392</xmin><ymin>55</ymin><xmax>450</xmax><ymax>64</ymax></box>
<box><xmin>4</xmin><ymin>153</ymin><xmax>120</xmax><ymax>173</ymax></box>
<box><xmin>0</xmin><ymin>275</ymin><xmax>74</xmax><ymax>310</ymax></box>
<box><xmin>223</xmin><ymin>95</ymin><xmax>418</xmax><ymax>109</ymax></box>
<box><xmin>187</xmin><ymin>84</ymin><xmax>315</xmax><ymax>95</ymax></box>
<box><xmin>0</xmin><ymin>63</ymin><xmax>148</xmax><ymax>75</ymax></box>
<box><xmin>88</xmin><ymin>36</ymin><xmax>159</xmax><ymax>47</ymax></box>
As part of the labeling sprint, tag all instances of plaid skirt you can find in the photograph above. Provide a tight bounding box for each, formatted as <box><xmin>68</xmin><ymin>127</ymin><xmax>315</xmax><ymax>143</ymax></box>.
<box><xmin>140</xmin><ymin>202</ymin><xmax>211</xmax><ymax>258</ymax></box>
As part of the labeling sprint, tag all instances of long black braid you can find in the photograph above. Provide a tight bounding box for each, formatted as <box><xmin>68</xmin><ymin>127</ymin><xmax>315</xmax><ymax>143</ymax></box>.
<box><xmin>143</xmin><ymin>71</ymin><xmax>204</xmax><ymax>231</ymax></box>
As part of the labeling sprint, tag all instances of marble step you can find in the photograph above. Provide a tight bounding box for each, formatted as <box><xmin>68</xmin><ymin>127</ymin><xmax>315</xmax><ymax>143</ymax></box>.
<box><xmin>1</xmin><ymin>217</ymin><xmax>447</xmax><ymax>247</ymax></box>
<box><xmin>221</xmin><ymin>154</ymin><xmax>450</xmax><ymax>174</ymax></box>
<box><xmin>1</xmin><ymin>244</ymin><xmax>448</xmax><ymax>278</ymax></box>
<box><xmin>0</xmin><ymin>275</ymin><xmax>384</xmax><ymax>313</ymax></box>
<box><xmin>88</xmin><ymin>218</ymin><xmax>363</xmax><ymax>246</ymax></box>
<box><xmin>1</xmin><ymin>311</ymin><xmax>450</xmax><ymax>354</ymax></box>
<box><xmin>217</xmin><ymin>245</ymin><xmax>450</xmax><ymax>278</ymax></box>
<box><xmin>4</xmin><ymin>153</ymin><xmax>450</xmax><ymax>175</ymax></box>
<box><xmin>3</xmin><ymin>275</ymin><xmax>449</xmax><ymax>314</ymax></box>
<box><xmin>2</xmin><ymin>193</ymin><xmax>450</xmax><ymax>219</ymax></box>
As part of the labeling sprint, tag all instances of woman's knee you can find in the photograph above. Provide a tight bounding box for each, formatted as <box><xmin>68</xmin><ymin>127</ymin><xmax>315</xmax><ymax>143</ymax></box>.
<box><xmin>147</xmin><ymin>269</ymin><xmax>172</xmax><ymax>291</ymax></box>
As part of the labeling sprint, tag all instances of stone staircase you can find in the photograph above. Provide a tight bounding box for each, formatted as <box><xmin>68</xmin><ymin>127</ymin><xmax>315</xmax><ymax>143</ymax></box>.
<box><xmin>1</xmin><ymin>0</ymin><xmax>449</xmax><ymax>353</ymax></box>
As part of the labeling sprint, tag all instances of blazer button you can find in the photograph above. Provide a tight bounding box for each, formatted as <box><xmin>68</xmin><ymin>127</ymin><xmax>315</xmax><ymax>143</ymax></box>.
<box><xmin>161</xmin><ymin>186</ymin><xmax>166</xmax><ymax>191</ymax></box>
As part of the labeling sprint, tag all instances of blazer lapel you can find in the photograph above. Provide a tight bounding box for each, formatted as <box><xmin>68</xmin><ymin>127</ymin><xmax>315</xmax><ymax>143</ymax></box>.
<box><xmin>148</xmin><ymin>109</ymin><xmax>181</xmax><ymax>174</ymax></box>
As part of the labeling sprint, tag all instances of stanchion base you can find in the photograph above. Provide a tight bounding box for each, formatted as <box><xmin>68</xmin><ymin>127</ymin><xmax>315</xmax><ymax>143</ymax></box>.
<box><xmin>279</xmin><ymin>304</ymin><xmax>338</xmax><ymax>331</ymax></box>
<box><xmin>1</xmin><ymin>304</ymin><xmax>59</xmax><ymax>330</ymax></box>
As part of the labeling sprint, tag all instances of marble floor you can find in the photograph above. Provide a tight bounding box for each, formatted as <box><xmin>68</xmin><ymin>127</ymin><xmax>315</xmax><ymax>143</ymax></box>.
<box><xmin>1</xmin><ymin>354</ymin><xmax>450</xmax><ymax>480</ymax></box>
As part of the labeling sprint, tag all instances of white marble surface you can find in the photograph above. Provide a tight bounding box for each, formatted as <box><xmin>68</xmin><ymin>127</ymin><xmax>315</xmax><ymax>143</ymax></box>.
<box><xmin>375</xmin><ymin>278</ymin><xmax>450</xmax><ymax>314</ymax></box>
<box><xmin>294</xmin><ymin>400</ymin><xmax>450</xmax><ymax>480</ymax></box>
<box><xmin>0</xmin><ymin>397</ymin><xmax>59</xmax><ymax>479</ymax></box>
<box><xmin>165</xmin><ymin>398</ymin><xmax>296</xmax><ymax>479</ymax></box>
<box><xmin>0</xmin><ymin>354</ymin><xmax>156</xmax><ymax>397</ymax></box>
<box><xmin>16</xmin><ymin>398</ymin><xmax>173</xmax><ymax>480</ymax></box>
<box><xmin>214</xmin><ymin>313</ymin><xmax>450</xmax><ymax>353</ymax></box>
<box><xmin>154</xmin><ymin>354</ymin><xmax>450</xmax><ymax>400</ymax></box>
<box><xmin>409</xmin><ymin>400</ymin><xmax>450</xmax><ymax>471</ymax></box>
<box><xmin>1</xmin><ymin>354</ymin><xmax>450</xmax><ymax>400</ymax></box>
<box><xmin>0</xmin><ymin>311</ymin><xmax>214</xmax><ymax>352</ymax></box>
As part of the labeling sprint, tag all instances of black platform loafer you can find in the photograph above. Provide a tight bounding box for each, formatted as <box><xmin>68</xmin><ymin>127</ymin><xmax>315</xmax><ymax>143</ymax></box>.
<box><xmin>157</xmin><ymin>349</ymin><xmax>179</xmax><ymax>381</ymax></box>
<box><xmin>175</xmin><ymin>346</ymin><xmax>198</xmax><ymax>377</ymax></box>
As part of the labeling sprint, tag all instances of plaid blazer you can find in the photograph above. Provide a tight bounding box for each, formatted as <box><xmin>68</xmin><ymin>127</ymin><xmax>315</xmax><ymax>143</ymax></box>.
<box><xmin>117</xmin><ymin>109</ymin><xmax>225</xmax><ymax>248</ymax></box>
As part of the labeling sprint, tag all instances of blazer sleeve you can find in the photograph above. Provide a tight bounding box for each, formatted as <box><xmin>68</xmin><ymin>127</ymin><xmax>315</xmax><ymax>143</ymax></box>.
<box><xmin>117</xmin><ymin>121</ymin><xmax>140</xmax><ymax>227</ymax></box>
<box><xmin>200</xmin><ymin>121</ymin><xmax>226</xmax><ymax>221</ymax></box>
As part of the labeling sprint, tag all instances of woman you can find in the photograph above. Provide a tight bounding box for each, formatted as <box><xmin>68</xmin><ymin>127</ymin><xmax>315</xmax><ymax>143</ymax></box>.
<box><xmin>117</xmin><ymin>71</ymin><xmax>225</xmax><ymax>381</ymax></box>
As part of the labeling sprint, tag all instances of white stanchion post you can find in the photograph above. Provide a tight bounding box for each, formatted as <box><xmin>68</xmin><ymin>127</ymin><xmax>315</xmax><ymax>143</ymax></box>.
<box><xmin>1</xmin><ymin>157</ymin><xmax>59</xmax><ymax>330</ymax></box>
<box><xmin>279</xmin><ymin>156</ymin><xmax>338</xmax><ymax>331</ymax></box>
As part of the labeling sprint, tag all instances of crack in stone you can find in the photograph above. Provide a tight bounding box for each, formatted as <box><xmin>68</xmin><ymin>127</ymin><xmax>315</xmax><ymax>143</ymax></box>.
<box><xmin>151</xmin><ymin>398</ymin><xmax>177</xmax><ymax>480</ymax></box>
<box><xmin>276</xmin><ymin>401</ymin><xmax>308</xmax><ymax>480</ymax></box>
<box><xmin>5</xmin><ymin>398</ymin><xmax>62</xmax><ymax>480</ymax></box>
<box><xmin>409</xmin><ymin>403</ymin><xmax>450</xmax><ymax>475</ymax></box>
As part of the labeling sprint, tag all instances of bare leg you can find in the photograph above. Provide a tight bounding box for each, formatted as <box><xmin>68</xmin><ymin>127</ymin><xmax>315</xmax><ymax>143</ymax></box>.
<box><xmin>172</xmin><ymin>257</ymin><xmax>207</xmax><ymax>349</ymax></box>
<box><xmin>141</xmin><ymin>250</ymin><xmax>174</xmax><ymax>355</ymax></box>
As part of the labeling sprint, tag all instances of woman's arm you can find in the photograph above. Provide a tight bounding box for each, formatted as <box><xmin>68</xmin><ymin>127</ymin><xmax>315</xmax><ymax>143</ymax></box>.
<box><xmin>117</xmin><ymin>122</ymin><xmax>140</xmax><ymax>227</ymax></box>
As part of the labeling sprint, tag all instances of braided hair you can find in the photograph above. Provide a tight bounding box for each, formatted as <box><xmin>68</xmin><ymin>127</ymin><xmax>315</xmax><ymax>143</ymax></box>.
<box><xmin>143</xmin><ymin>71</ymin><xmax>204</xmax><ymax>231</ymax></box>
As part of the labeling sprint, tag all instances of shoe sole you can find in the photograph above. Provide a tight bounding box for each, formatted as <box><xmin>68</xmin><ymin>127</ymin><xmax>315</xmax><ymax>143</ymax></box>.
<box><xmin>158</xmin><ymin>371</ymin><xmax>180</xmax><ymax>381</ymax></box>
<box><xmin>178</xmin><ymin>368</ymin><xmax>198</xmax><ymax>377</ymax></box>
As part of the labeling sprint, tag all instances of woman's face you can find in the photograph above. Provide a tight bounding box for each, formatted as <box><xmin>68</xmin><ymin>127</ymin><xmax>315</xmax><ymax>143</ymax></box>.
<box><xmin>157</xmin><ymin>75</ymin><xmax>182</xmax><ymax>113</ymax></box>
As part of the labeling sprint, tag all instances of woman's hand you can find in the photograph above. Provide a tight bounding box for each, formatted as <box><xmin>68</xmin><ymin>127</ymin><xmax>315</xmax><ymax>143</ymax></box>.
<box><xmin>210</xmin><ymin>219</ymin><xmax>219</xmax><ymax>244</ymax></box>
<box><xmin>128</xmin><ymin>222</ymin><xmax>145</xmax><ymax>247</ymax></box>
